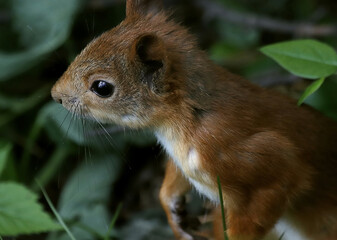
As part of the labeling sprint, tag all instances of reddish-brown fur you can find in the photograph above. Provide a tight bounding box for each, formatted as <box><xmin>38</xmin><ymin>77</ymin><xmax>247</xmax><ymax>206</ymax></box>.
<box><xmin>51</xmin><ymin>1</ymin><xmax>337</xmax><ymax>239</ymax></box>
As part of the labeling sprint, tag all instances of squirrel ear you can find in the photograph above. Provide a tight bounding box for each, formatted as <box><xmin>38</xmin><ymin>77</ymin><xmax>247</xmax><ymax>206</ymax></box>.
<box><xmin>135</xmin><ymin>34</ymin><xmax>165</xmax><ymax>63</ymax></box>
<box><xmin>126</xmin><ymin>0</ymin><xmax>163</xmax><ymax>17</ymax></box>
<box><xmin>131</xmin><ymin>33</ymin><xmax>166</xmax><ymax>92</ymax></box>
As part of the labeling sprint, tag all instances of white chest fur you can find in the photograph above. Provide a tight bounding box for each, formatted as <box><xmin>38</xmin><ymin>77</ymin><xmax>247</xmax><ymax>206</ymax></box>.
<box><xmin>263</xmin><ymin>217</ymin><xmax>308</xmax><ymax>240</ymax></box>
<box><xmin>155</xmin><ymin>130</ymin><xmax>219</xmax><ymax>202</ymax></box>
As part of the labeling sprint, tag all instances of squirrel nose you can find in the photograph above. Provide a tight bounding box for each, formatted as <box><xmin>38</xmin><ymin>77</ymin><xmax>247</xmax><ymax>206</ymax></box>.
<box><xmin>55</xmin><ymin>97</ymin><xmax>62</xmax><ymax>105</ymax></box>
<box><xmin>51</xmin><ymin>90</ymin><xmax>63</xmax><ymax>105</ymax></box>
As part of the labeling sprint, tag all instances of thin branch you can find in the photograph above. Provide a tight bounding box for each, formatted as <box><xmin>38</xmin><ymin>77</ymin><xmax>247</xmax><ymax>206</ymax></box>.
<box><xmin>195</xmin><ymin>0</ymin><xmax>337</xmax><ymax>37</ymax></box>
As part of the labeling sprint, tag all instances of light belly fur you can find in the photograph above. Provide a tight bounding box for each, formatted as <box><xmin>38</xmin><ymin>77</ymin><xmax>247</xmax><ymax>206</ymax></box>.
<box><xmin>156</xmin><ymin>132</ymin><xmax>218</xmax><ymax>202</ymax></box>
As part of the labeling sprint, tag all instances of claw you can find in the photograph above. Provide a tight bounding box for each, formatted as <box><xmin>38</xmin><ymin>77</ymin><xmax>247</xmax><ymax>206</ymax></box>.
<box><xmin>169</xmin><ymin>196</ymin><xmax>208</xmax><ymax>240</ymax></box>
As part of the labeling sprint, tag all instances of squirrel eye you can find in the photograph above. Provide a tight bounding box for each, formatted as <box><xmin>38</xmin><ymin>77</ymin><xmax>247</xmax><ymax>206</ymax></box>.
<box><xmin>90</xmin><ymin>80</ymin><xmax>114</xmax><ymax>98</ymax></box>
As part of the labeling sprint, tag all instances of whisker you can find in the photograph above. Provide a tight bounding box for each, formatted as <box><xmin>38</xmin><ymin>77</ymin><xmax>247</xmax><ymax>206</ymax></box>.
<box><xmin>63</xmin><ymin>102</ymin><xmax>79</xmax><ymax>142</ymax></box>
<box><xmin>80</xmin><ymin>106</ymin><xmax>92</xmax><ymax>164</ymax></box>
<box><xmin>84</xmin><ymin>107</ymin><xmax>129</xmax><ymax>163</ymax></box>
<box><xmin>58</xmin><ymin>107</ymin><xmax>71</xmax><ymax>130</ymax></box>
<box><xmin>87</xmin><ymin>109</ymin><xmax>118</xmax><ymax>148</ymax></box>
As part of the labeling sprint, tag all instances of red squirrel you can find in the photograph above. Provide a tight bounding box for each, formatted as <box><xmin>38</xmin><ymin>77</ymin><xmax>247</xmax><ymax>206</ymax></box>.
<box><xmin>51</xmin><ymin>0</ymin><xmax>337</xmax><ymax>239</ymax></box>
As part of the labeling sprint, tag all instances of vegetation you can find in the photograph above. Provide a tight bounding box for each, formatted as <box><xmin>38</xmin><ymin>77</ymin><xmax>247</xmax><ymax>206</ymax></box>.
<box><xmin>0</xmin><ymin>0</ymin><xmax>336</xmax><ymax>239</ymax></box>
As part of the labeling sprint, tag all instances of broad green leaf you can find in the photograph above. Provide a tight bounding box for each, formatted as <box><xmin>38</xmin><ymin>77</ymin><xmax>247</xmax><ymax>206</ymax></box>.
<box><xmin>58</xmin><ymin>154</ymin><xmax>121</xmax><ymax>219</ymax></box>
<box><xmin>298</xmin><ymin>77</ymin><xmax>325</xmax><ymax>106</ymax></box>
<box><xmin>40</xmin><ymin>102</ymin><xmax>88</xmax><ymax>146</ymax></box>
<box><xmin>0</xmin><ymin>142</ymin><xmax>12</xmax><ymax>177</ymax></box>
<box><xmin>260</xmin><ymin>39</ymin><xmax>337</xmax><ymax>79</ymax></box>
<box><xmin>47</xmin><ymin>154</ymin><xmax>122</xmax><ymax>240</ymax></box>
<box><xmin>0</xmin><ymin>0</ymin><xmax>81</xmax><ymax>81</ymax></box>
<box><xmin>0</xmin><ymin>182</ymin><xmax>60</xmax><ymax>235</ymax></box>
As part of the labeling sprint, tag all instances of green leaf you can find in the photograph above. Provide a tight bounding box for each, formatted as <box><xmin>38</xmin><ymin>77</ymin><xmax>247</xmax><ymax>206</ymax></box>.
<box><xmin>40</xmin><ymin>102</ymin><xmax>87</xmax><ymax>146</ymax></box>
<box><xmin>304</xmin><ymin>77</ymin><xmax>337</xmax><ymax>121</ymax></box>
<box><xmin>0</xmin><ymin>182</ymin><xmax>60</xmax><ymax>236</ymax></box>
<box><xmin>0</xmin><ymin>142</ymin><xmax>12</xmax><ymax>177</ymax></box>
<box><xmin>0</xmin><ymin>0</ymin><xmax>82</xmax><ymax>81</ymax></box>
<box><xmin>47</xmin><ymin>154</ymin><xmax>122</xmax><ymax>240</ymax></box>
<box><xmin>298</xmin><ymin>77</ymin><xmax>325</xmax><ymax>106</ymax></box>
<box><xmin>260</xmin><ymin>39</ymin><xmax>337</xmax><ymax>79</ymax></box>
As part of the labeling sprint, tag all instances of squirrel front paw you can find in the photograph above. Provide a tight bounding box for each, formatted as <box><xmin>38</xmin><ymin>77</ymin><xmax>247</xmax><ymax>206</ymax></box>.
<box><xmin>170</xmin><ymin>196</ymin><xmax>208</xmax><ymax>240</ymax></box>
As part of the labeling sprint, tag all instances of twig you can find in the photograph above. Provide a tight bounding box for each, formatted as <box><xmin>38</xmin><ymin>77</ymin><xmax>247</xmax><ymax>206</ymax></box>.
<box><xmin>195</xmin><ymin>0</ymin><xmax>337</xmax><ymax>37</ymax></box>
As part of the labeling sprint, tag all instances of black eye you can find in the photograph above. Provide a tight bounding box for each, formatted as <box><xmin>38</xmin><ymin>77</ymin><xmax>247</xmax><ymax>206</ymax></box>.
<box><xmin>90</xmin><ymin>80</ymin><xmax>114</xmax><ymax>98</ymax></box>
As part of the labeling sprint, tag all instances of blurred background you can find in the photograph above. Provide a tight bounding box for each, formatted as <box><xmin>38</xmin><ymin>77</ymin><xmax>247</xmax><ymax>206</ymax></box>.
<box><xmin>0</xmin><ymin>0</ymin><xmax>336</xmax><ymax>239</ymax></box>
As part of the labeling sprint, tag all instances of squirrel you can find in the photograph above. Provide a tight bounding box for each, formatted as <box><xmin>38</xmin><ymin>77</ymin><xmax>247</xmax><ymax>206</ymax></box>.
<box><xmin>51</xmin><ymin>0</ymin><xmax>337</xmax><ymax>239</ymax></box>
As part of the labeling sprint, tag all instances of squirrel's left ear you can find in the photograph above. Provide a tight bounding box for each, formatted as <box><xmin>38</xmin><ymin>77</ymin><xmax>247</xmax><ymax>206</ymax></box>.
<box><xmin>130</xmin><ymin>33</ymin><xmax>167</xmax><ymax>93</ymax></box>
<box><xmin>126</xmin><ymin>0</ymin><xmax>163</xmax><ymax>17</ymax></box>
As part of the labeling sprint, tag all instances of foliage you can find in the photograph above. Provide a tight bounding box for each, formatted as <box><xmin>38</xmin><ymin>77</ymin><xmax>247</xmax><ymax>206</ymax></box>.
<box><xmin>260</xmin><ymin>40</ymin><xmax>337</xmax><ymax>79</ymax></box>
<box><xmin>260</xmin><ymin>40</ymin><xmax>337</xmax><ymax>105</ymax></box>
<box><xmin>0</xmin><ymin>182</ymin><xmax>60</xmax><ymax>235</ymax></box>
<box><xmin>0</xmin><ymin>0</ymin><xmax>81</xmax><ymax>81</ymax></box>
<box><xmin>0</xmin><ymin>0</ymin><xmax>336</xmax><ymax>239</ymax></box>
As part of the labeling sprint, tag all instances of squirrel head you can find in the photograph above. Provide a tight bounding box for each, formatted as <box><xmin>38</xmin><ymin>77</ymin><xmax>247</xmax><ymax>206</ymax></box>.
<box><xmin>51</xmin><ymin>0</ymin><xmax>199</xmax><ymax>128</ymax></box>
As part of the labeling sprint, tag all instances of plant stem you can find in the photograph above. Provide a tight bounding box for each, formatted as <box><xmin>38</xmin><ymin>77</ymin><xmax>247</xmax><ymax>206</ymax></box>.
<box><xmin>38</xmin><ymin>181</ymin><xmax>77</xmax><ymax>240</ymax></box>
<box><xmin>104</xmin><ymin>203</ymin><xmax>123</xmax><ymax>240</ymax></box>
<box><xmin>217</xmin><ymin>176</ymin><xmax>229</xmax><ymax>240</ymax></box>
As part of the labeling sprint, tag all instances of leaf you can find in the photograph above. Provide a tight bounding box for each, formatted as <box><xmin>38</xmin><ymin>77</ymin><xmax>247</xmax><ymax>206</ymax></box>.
<box><xmin>304</xmin><ymin>77</ymin><xmax>337</xmax><ymax>121</ymax></box>
<box><xmin>58</xmin><ymin>154</ymin><xmax>121</xmax><ymax>220</ymax></box>
<box><xmin>0</xmin><ymin>0</ymin><xmax>82</xmax><ymax>81</ymax></box>
<box><xmin>47</xmin><ymin>154</ymin><xmax>122</xmax><ymax>240</ymax></box>
<box><xmin>40</xmin><ymin>102</ymin><xmax>88</xmax><ymax>146</ymax></box>
<box><xmin>0</xmin><ymin>142</ymin><xmax>12</xmax><ymax>177</ymax></box>
<box><xmin>298</xmin><ymin>77</ymin><xmax>325</xmax><ymax>106</ymax></box>
<box><xmin>0</xmin><ymin>182</ymin><xmax>60</xmax><ymax>236</ymax></box>
<box><xmin>260</xmin><ymin>39</ymin><xmax>337</xmax><ymax>79</ymax></box>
